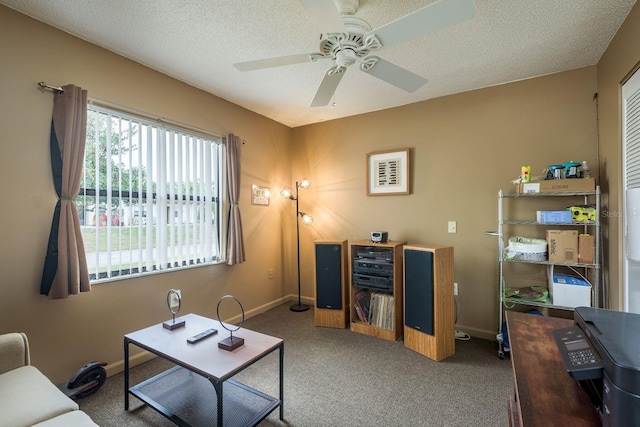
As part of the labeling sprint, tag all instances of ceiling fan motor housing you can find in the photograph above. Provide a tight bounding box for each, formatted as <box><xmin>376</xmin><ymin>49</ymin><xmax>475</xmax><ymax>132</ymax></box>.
<box><xmin>319</xmin><ymin>16</ymin><xmax>372</xmax><ymax>65</ymax></box>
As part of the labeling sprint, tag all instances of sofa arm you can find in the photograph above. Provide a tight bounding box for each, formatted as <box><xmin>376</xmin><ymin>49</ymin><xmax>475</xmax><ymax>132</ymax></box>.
<box><xmin>0</xmin><ymin>333</ymin><xmax>30</xmax><ymax>374</ymax></box>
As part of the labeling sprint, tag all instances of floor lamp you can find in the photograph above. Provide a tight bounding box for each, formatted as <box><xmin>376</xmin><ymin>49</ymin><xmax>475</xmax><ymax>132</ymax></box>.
<box><xmin>281</xmin><ymin>179</ymin><xmax>314</xmax><ymax>312</ymax></box>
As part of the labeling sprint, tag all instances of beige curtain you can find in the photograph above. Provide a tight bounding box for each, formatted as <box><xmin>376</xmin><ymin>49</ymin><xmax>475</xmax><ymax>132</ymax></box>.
<box><xmin>40</xmin><ymin>85</ymin><xmax>90</xmax><ymax>299</ymax></box>
<box><xmin>225</xmin><ymin>133</ymin><xmax>246</xmax><ymax>265</ymax></box>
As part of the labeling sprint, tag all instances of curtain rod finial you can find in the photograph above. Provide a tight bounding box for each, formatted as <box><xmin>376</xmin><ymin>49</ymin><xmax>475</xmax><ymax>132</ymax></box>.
<box><xmin>38</xmin><ymin>81</ymin><xmax>64</xmax><ymax>94</ymax></box>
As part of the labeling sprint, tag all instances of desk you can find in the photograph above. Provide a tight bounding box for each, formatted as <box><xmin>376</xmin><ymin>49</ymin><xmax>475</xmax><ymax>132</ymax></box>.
<box><xmin>506</xmin><ymin>311</ymin><xmax>599</xmax><ymax>426</ymax></box>
<box><xmin>124</xmin><ymin>313</ymin><xmax>283</xmax><ymax>426</ymax></box>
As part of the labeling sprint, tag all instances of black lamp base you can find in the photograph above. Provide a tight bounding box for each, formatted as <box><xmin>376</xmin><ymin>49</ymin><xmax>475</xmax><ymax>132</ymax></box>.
<box><xmin>290</xmin><ymin>303</ymin><xmax>310</xmax><ymax>312</ymax></box>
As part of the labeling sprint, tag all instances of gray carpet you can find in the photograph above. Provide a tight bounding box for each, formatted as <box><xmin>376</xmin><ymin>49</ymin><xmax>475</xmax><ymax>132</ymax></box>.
<box><xmin>79</xmin><ymin>303</ymin><xmax>513</xmax><ymax>426</ymax></box>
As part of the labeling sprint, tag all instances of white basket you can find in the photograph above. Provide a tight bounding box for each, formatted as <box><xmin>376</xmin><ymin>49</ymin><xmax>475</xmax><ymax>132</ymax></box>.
<box><xmin>505</xmin><ymin>236</ymin><xmax>547</xmax><ymax>261</ymax></box>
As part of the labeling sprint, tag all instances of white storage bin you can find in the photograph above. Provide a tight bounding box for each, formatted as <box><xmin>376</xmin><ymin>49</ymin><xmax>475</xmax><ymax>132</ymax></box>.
<box><xmin>504</xmin><ymin>236</ymin><xmax>547</xmax><ymax>261</ymax></box>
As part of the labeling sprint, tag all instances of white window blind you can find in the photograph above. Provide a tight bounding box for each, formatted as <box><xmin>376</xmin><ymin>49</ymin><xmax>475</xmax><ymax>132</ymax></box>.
<box><xmin>626</xmin><ymin>86</ymin><xmax>640</xmax><ymax>190</ymax></box>
<box><xmin>623</xmin><ymin>69</ymin><xmax>640</xmax><ymax>313</ymax></box>
<box><xmin>78</xmin><ymin>105</ymin><xmax>223</xmax><ymax>282</ymax></box>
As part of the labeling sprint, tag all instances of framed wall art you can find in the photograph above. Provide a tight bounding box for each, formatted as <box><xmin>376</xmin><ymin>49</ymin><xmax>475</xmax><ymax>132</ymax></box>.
<box><xmin>366</xmin><ymin>148</ymin><xmax>411</xmax><ymax>196</ymax></box>
<box><xmin>251</xmin><ymin>185</ymin><xmax>271</xmax><ymax>206</ymax></box>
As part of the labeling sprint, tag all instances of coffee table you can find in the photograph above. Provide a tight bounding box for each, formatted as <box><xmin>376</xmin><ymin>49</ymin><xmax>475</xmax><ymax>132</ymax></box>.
<box><xmin>124</xmin><ymin>313</ymin><xmax>284</xmax><ymax>426</ymax></box>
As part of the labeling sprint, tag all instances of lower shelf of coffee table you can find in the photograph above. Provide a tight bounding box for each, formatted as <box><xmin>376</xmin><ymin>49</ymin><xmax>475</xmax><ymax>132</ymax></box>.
<box><xmin>129</xmin><ymin>365</ymin><xmax>280</xmax><ymax>427</ymax></box>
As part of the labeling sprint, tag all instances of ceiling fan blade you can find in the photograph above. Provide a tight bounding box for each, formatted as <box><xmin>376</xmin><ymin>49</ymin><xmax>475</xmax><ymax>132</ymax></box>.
<box><xmin>299</xmin><ymin>0</ymin><xmax>345</xmax><ymax>34</ymax></box>
<box><xmin>310</xmin><ymin>67</ymin><xmax>346</xmax><ymax>107</ymax></box>
<box><xmin>364</xmin><ymin>0</ymin><xmax>475</xmax><ymax>50</ymax></box>
<box><xmin>360</xmin><ymin>57</ymin><xmax>427</xmax><ymax>92</ymax></box>
<box><xmin>234</xmin><ymin>53</ymin><xmax>314</xmax><ymax>72</ymax></box>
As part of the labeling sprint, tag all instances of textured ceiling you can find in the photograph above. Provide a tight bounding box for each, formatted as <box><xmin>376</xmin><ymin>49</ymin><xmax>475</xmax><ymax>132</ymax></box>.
<box><xmin>2</xmin><ymin>0</ymin><xmax>636</xmax><ymax>128</ymax></box>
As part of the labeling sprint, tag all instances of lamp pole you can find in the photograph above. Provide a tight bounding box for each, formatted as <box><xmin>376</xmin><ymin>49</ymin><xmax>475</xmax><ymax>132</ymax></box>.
<box><xmin>291</xmin><ymin>181</ymin><xmax>310</xmax><ymax>312</ymax></box>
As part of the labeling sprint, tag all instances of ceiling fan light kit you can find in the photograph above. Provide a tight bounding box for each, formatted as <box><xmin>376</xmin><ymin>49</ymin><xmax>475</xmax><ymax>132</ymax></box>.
<box><xmin>234</xmin><ymin>0</ymin><xmax>476</xmax><ymax>107</ymax></box>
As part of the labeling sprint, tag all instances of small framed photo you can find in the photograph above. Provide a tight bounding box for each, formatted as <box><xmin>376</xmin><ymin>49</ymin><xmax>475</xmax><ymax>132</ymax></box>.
<box><xmin>366</xmin><ymin>148</ymin><xmax>411</xmax><ymax>196</ymax></box>
<box><xmin>252</xmin><ymin>185</ymin><xmax>270</xmax><ymax>206</ymax></box>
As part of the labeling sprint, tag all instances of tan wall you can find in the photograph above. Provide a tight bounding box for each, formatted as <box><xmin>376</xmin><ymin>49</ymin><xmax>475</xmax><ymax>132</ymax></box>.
<box><xmin>596</xmin><ymin>3</ymin><xmax>640</xmax><ymax>310</ymax></box>
<box><xmin>293</xmin><ymin>67</ymin><xmax>599</xmax><ymax>338</ymax></box>
<box><xmin>1</xmin><ymin>2</ymin><xmax>636</xmax><ymax>383</ymax></box>
<box><xmin>0</xmin><ymin>6</ymin><xmax>295</xmax><ymax>383</ymax></box>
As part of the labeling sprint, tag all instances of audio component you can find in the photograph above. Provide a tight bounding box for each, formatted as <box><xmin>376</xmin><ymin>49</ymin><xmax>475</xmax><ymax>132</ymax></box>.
<box><xmin>370</xmin><ymin>231</ymin><xmax>388</xmax><ymax>243</ymax></box>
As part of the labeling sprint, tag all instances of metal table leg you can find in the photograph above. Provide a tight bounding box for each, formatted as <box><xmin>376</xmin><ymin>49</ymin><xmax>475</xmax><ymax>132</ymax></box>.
<box><xmin>279</xmin><ymin>344</ymin><xmax>284</xmax><ymax>420</ymax></box>
<box><xmin>210</xmin><ymin>379</ymin><xmax>223</xmax><ymax>426</ymax></box>
<box><xmin>124</xmin><ymin>338</ymin><xmax>130</xmax><ymax>410</ymax></box>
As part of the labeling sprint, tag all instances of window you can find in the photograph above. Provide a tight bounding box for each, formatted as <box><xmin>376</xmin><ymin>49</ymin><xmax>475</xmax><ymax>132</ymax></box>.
<box><xmin>623</xmin><ymin>68</ymin><xmax>640</xmax><ymax>313</ymax></box>
<box><xmin>77</xmin><ymin>105</ymin><xmax>224</xmax><ymax>282</ymax></box>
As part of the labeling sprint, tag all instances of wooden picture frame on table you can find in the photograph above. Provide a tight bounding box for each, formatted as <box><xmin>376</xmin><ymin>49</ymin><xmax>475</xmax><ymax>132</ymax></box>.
<box><xmin>366</xmin><ymin>148</ymin><xmax>411</xmax><ymax>196</ymax></box>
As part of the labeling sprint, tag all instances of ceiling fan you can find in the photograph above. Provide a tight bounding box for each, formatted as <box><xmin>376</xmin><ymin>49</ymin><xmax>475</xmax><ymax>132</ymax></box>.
<box><xmin>234</xmin><ymin>0</ymin><xmax>476</xmax><ymax>107</ymax></box>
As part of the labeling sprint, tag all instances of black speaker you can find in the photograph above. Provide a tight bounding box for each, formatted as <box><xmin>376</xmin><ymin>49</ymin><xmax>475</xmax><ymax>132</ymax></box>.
<box><xmin>315</xmin><ymin>243</ymin><xmax>343</xmax><ymax>310</ymax></box>
<box><xmin>404</xmin><ymin>249</ymin><xmax>434</xmax><ymax>335</ymax></box>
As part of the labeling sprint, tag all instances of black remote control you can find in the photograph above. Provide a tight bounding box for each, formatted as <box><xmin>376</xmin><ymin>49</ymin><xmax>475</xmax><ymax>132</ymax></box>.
<box><xmin>187</xmin><ymin>328</ymin><xmax>218</xmax><ymax>344</ymax></box>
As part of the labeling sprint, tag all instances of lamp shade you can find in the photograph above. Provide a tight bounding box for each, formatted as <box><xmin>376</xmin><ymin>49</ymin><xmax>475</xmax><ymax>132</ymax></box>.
<box><xmin>299</xmin><ymin>178</ymin><xmax>311</xmax><ymax>189</ymax></box>
<box><xmin>301</xmin><ymin>214</ymin><xmax>314</xmax><ymax>225</ymax></box>
<box><xmin>280</xmin><ymin>187</ymin><xmax>292</xmax><ymax>198</ymax></box>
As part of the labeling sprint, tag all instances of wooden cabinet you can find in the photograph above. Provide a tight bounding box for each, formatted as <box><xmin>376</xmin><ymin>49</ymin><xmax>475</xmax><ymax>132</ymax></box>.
<box><xmin>349</xmin><ymin>240</ymin><xmax>405</xmax><ymax>341</ymax></box>
<box><xmin>403</xmin><ymin>244</ymin><xmax>455</xmax><ymax>361</ymax></box>
<box><xmin>506</xmin><ymin>311</ymin><xmax>599</xmax><ymax>426</ymax></box>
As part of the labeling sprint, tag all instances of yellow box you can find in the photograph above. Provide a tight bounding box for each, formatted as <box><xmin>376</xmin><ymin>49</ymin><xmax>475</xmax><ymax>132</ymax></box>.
<box><xmin>570</xmin><ymin>205</ymin><xmax>596</xmax><ymax>223</ymax></box>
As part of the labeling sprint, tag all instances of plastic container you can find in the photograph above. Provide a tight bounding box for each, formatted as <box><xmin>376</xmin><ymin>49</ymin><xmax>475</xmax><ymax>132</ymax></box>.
<box><xmin>504</xmin><ymin>236</ymin><xmax>548</xmax><ymax>261</ymax></box>
<box><xmin>547</xmin><ymin>164</ymin><xmax>564</xmax><ymax>179</ymax></box>
<box><xmin>581</xmin><ymin>160</ymin><xmax>592</xmax><ymax>178</ymax></box>
<box><xmin>563</xmin><ymin>161</ymin><xmax>581</xmax><ymax>179</ymax></box>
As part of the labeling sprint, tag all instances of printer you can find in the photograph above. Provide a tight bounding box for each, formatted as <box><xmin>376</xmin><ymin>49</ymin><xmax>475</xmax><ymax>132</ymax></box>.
<box><xmin>553</xmin><ymin>307</ymin><xmax>640</xmax><ymax>426</ymax></box>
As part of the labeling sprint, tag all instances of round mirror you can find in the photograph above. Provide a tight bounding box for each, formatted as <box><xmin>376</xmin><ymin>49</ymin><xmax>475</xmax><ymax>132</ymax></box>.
<box><xmin>167</xmin><ymin>289</ymin><xmax>181</xmax><ymax>316</ymax></box>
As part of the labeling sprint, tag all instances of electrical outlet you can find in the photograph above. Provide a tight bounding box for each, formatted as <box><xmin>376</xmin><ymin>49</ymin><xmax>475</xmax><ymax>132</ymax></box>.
<box><xmin>453</xmin><ymin>282</ymin><xmax>458</xmax><ymax>296</ymax></box>
<box><xmin>448</xmin><ymin>221</ymin><xmax>457</xmax><ymax>234</ymax></box>
<box><xmin>169</xmin><ymin>289</ymin><xmax>181</xmax><ymax>309</ymax></box>
<box><xmin>268</xmin><ymin>268</ymin><xmax>274</xmax><ymax>279</ymax></box>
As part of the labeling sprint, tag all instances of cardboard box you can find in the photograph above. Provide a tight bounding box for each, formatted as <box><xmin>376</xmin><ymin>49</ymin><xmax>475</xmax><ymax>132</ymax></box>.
<box><xmin>537</xmin><ymin>210</ymin><xmax>572</xmax><ymax>224</ymax></box>
<box><xmin>546</xmin><ymin>230</ymin><xmax>578</xmax><ymax>263</ymax></box>
<box><xmin>578</xmin><ymin>234</ymin><xmax>595</xmax><ymax>264</ymax></box>
<box><xmin>516</xmin><ymin>178</ymin><xmax>596</xmax><ymax>194</ymax></box>
<box><xmin>548</xmin><ymin>266</ymin><xmax>591</xmax><ymax>308</ymax></box>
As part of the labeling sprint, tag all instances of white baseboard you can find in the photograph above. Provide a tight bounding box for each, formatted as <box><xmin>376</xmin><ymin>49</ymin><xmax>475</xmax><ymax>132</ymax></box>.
<box><xmin>224</xmin><ymin>295</ymin><xmax>295</xmax><ymax>324</ymax></box>
<box><xmin>105</xmin><ymin>351</ymin><xmax>157</xmax><ymax>378</ymax></box>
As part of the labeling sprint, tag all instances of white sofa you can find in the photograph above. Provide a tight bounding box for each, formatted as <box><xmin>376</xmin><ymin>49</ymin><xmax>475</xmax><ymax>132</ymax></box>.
<box><xmin>0</xmin><ymin>333</ymin><xmax>99</xmax><ymax>426</ymax></box>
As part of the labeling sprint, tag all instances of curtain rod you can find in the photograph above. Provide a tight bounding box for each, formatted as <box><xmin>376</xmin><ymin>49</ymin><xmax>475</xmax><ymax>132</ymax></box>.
<box><xmin>36</xmin><ymin>81</ymin><xmax>224</xmax><ymax>139</ymax></box>
<box><xmin>37</xmin><ymin>81</ymin><xmax>64</xmax><ymax>93</ymax></box>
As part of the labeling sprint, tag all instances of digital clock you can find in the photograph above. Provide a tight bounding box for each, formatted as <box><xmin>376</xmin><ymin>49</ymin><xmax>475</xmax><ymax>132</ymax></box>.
<box><xmin>370</xmin><ymin>231</ymin><xmax>388</xmax><ymax>243</ymax></box>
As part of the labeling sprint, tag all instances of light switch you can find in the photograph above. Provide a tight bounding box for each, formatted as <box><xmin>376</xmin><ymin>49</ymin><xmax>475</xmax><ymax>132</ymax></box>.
<box><xmin>448</xmin><ymin>221</ymin><xmax>457</xmax><ymax>234</ymax></box>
